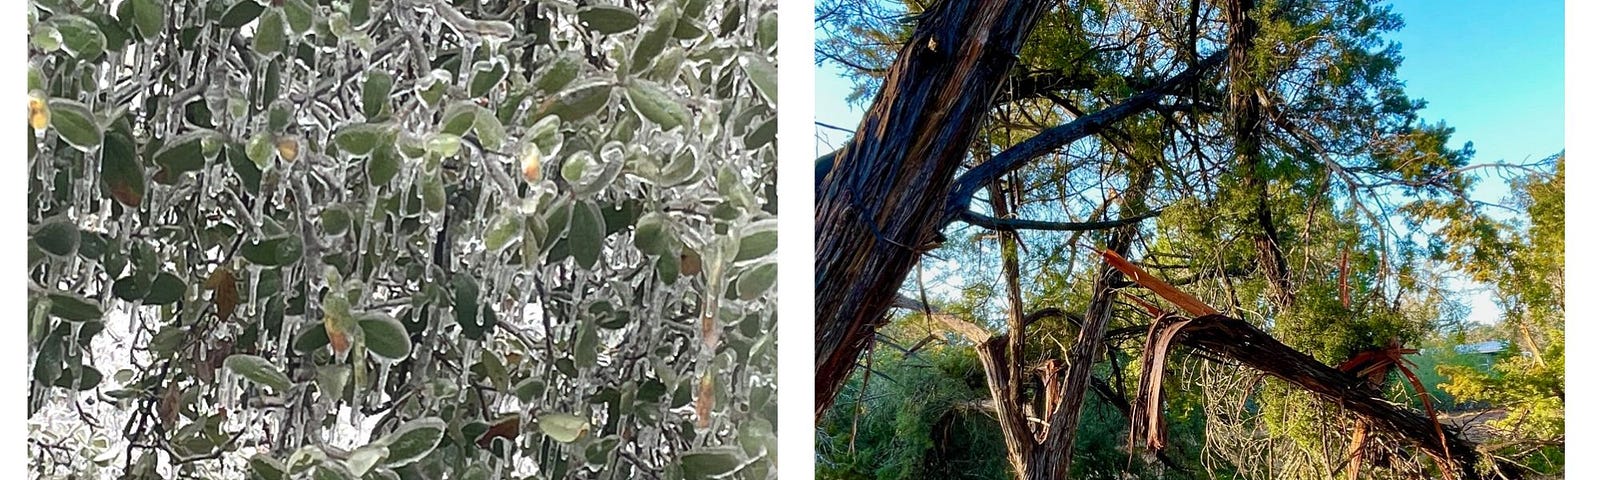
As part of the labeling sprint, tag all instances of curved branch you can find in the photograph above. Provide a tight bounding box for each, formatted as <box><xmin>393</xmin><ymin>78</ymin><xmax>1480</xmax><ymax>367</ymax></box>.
<box><xmin>943</xmin><ymin>50</ymin><xmax>1227</xmax><ymax>221</ymax></box>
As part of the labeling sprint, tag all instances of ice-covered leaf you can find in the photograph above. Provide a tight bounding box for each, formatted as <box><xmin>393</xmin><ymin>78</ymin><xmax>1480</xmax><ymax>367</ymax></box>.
<box><xmin>537</xmin><ymin>413</ymin><xmax>589</xmax><ymax>443</ymax></box>
<box><xmin>225</xmin><ymin>354</ymin><xmax>291</xmax><ymax>392</ymax></box>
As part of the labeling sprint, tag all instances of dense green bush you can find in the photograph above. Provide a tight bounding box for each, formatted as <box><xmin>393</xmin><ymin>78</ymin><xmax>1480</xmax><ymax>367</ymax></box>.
<box><xmin>26</xmin><ymin>0</ymin><xmax>778</xmax><ymax>478</ymax></box>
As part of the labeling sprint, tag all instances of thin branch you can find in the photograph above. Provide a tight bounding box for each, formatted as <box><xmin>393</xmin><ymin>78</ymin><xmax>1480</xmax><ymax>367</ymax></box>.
<box><xmin>958</xmin><ymin>207</ymin><xmax>1163</xmax><ymax>232</ymax></box>
<box><xmin>944</xmin><ymin>50</ymin><xmax>1227</xmax><ymax>220</ymax></box>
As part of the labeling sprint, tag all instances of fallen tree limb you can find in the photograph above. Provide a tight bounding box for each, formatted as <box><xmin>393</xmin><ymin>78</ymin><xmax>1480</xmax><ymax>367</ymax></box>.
<box><xmin>1167</xmin><ymin>315</ymin><xmax>1510</xmax><ymax>479</ymax></box>
<box><xmin>1103</xmin><ymin>250</ymin><xmax>1521</xmax><ymax>479</ymax></box>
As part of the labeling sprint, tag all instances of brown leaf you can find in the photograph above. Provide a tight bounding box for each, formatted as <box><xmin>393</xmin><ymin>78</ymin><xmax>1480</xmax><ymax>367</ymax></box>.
<box><xmin>158</xmin><ymin>384</ymin><xmax>180</xmax><ymax>430</ymax></box>
<box><xmin>477</xmin><ymin>415</ymin><xmax>521</xmax><ymax>448</ymax></box>
<box><xmin>205</xmin><ymin>267</ymin><xmax>239</xmax><ymax>324</ymax></box>
<box><xmin>327</xmin><ymin>325</ymin><xmax>350</xmax><ymax>357</ymax></box>
<box><xmin>680</xmin><ymin>249</ymin><xmax>702</xmax><ymax>276</ymax></box>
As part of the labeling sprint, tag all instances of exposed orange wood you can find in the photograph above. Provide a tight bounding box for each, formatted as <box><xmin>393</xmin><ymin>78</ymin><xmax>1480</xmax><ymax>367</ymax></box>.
<box><xmin>1099</xmin><ymin>250</ymin><xmax>1219</xmax><ymax>316</ymax></box>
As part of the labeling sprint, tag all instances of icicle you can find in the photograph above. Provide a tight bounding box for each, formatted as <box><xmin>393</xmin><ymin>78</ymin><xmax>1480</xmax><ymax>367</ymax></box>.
<box><xmin>372</xmin><ymin>361</ymin><xmax>391</xmax><ymax>407</ymax></box>
<box><xmin>246</xmin><ymin>265</ymin><xmax>262</xmax><ymax>323</ymax></box>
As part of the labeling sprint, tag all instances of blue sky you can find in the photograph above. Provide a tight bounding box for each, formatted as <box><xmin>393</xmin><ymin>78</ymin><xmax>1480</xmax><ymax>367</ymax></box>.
<box><xmin>813</xmin><ymin>1</ymin><xmax>1565</xmax><ymax>325</ymax></box>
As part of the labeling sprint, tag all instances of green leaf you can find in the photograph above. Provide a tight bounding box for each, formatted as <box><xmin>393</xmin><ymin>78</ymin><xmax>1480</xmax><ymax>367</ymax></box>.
<box><xmin>262</xmin><ymin>57</ymin><xmax>284</xmax><ymax>111</ymax></box>
<box><xmin>241</xmin><ymin>235</ymin><xmax>304</xmax><ymax>266</ymax></box>
<box><xmin>101</xmin><ymin>130</ymin><xmax>146</xmax><ymax>207</ymax></box>
<box><xmin>419</xmin><ymin>169</ymin><xmax>445</xmax><ymax>215</ymax></box>
<box><xmin>350</xmin><ymin>0</ymin><xmax>371</xmax><ymax>26</ymax></box>
<box><xmin>249</xmin><ymin>454</ymin><xmax>288</xmax><ymax>480</ymax></box>
<box><xmin>679</xmin><ymin>446</ymin><xmax>744</xmax><ymax>479</ymax></box>
<box><xmin>362</xmin><ymin>72</ymin><xmax>394</xmax><ymax>119</ymax></box>
<box><xmin>33</xmin><ymin>217</ymin><xmax>79</xmax><ymax>258</ymax></box>
<box><xmin>736</xmin><ymin>262</ymin><xmax>776</xmax><ymax>300</ymax></box>
<box><xmin>473</xmin><ymin>107</ymin><xmax>507</xmax><ymax>151</ymax></box>
<box><xmin>227</xmin><ymin>143</ymin><xmax>264</xmax><ymax>195</ymax></box>
<box><xmin>312</xmin><ymin>463</ymin><xmax>356</xmax><ymax>480</ymax></box>
<box><xmin>293</xmin><ymin>323</ymin><xmax>332</xmax><ymax>353</ymax></box>
<box><xmin>540</xmin><ymin>82</ymin><xmax>612</xmax><ymax>122</ymax></box>
<box><xmin>424</xmin><ymin>133</ymin><xmax>461</xmax><ymax>158</ymax></box>
<box><xmin>315</xmin><ymin>364</ymin><xmax>348</xmax><ymax>404</ymax></box>
<box><xmin>484</xmin><ymin>211</ymin><xmax>523</xmax><ymax>253</ymax></box>
<box><xmin>585</xmin><ymin>436</ymin><xmax>619</xmax><ymax>465</ymax></box>
<box><xmin>740</xmin><ymin>53</ymin><xmax>777</xmax><ymax>105</ymax></box>
<box><xmin>378</xmin><ymin>417</ymin><xmax>446</xmax><ymax>468</ymax></box>
<box><xmin>469</xmin><ymin>61</ymin><xmax>508</xmax><ymax>98</ymax></box>
<box><xmin>368</xmin><ymin>145</ymin><xmax>401</xmax><ymax>185</ymax></box>
<box><xmin>333</xmin><ymin>123</ymin><xmax>394</xmax><ymax>157</ymax></box>
<box><xmin>630</xmin><ymin>0</ymin><xmax>682</xmax><ymax>72</ymax></box>
<box><xmin>253</xmin><ymin>9</ymin><xmax>286</xmax><ymax>56</ymax></box>
<box><xmin>357</xmin><ymin>312</ymin><xmax>411</xmax><ymax>360</ymax></box>
<box><xmin>626</xmin><ymin>81</ymin><xmax>691</xmax><ymax>130</ymax></box>
<box><xmin>321</xmin><ymin>205</ymin><xmax>352</xmax><ymax>236</ymax></box>
<box><xmin>657</xmin><ymin>146</ymin><xmax>700</xmax><ymax>186</ymax></box>
<box><xmin>681</xmin><ymin>0</ymin><xmax>710</xmax><ymax>19</ymax></box>
<box><xmin>575</xmin><ymin>319</ymin><xmax>598</xmax><ymax>367</ymax></box>
<box><xmin>537</xmin><ymin>413</ymin><xmax>589</xmax><ymax>443</ymax></box>
<box><xmin>225</xmin><ymin>354</ymin><xmax>292</xmax><ymax>392</ymax></box>
<box><xmin>734</xmin><ymin>227</ymin><xmax>778</xmax><ymax>262</ymax></box>
<box><xmin>55</xmin><ymin>365</ymin><xmax>103</xmax><ymax>391</ymax></box>
<box><xmin>757</xmin><ymin>10</ymin><xmax>777</xmax><ymax>51</ymax></box>
<box><xmin>31</xmin><ymin>23</ymin><xmax>62</xmax><ymax>52</ymax></box>
<box><xmin>142</xmin><ymin>272</ymin><xmax>184</xmax><ymax>305</ymax></box>
<box><xmin>344</xmin><ymin>445</ymin><xmax>388</xmax><ymax>477</ymax></box>
<box><xmin>576</xmin><ymin>6</ymin><xmax>640</xmax><ymax>34</ymax></box>
<box><xmin>562</xmin><ymin>151</ymin><xmax>592</xmax><ymax>184</ymax></box>
<box><xmin>246</xmin><ymin>132</ymin><xmax>274</xmax><ymax>168</ymax></box>
<box><xmin>568</xmin><ymin>200</ymin><xmax>606</xmax><ymax>269</ymax></box>
<box><xmin>633</xmin><ymin>212</ymin><xmax>670</xmax><ymax>256</ymax></box>
<box><xmin>85</xmin><ymin>13</ymin><xmax>131</xmax><ymax>51</ymax></box>
<box><xmin>657</xmin><ymin>251</ymin><xmax>680</xmax><ymax>283</ymax></box>
<box><xmin>52</xmin><ymin>15</ymin><xmax>107</xmax><ymax>59</ymax></box>
<box><xmin>48</xmin><ymin>291</ymin><xmax>102</xmax><ymax>322</ymax></box>
<box><xmin>153</xmin><ymin>130</ymin><xmax>222</xmax><ymax>176</ymax></box>
<box><xmin>440</xmin><ymin>102</ymin><xmax>479</xmax><ymax>136</ymax></box>
<box><xmin>514</xmin><ymin>377</ymin><xmax>545</xmax><ymax>403</ymax></box>
<box><xmin>535</xmin><ymin>54</ymin><xmax>583</xmax><ymax>93</ymax></box>
<box><xmin>220</xmin><ymin>0</ymin><xmax>265</xmax><ymax>29</ymax></box>
<box><xmin>283</xmin><ymin>0</ymin><xmax>315</xmax><ymax>34</ymax></box>
<box><xmin>744</xmin><ymin>117</ymin><xmax>776</xmax><ymax>150</ymax></box>
<box><xmin>128</xmin><ymin>0</ymin><xmax>166</xmax><ymax>41</ymax></box>
<box><xmin>452</xmin><ymin>274</ymin><xmax>491</xmax><ymax>340</ymax></box>
<box><xmin>46</xmin><ymin>99</ymin><xmax>102</xmax><ymax>151</ymax></box>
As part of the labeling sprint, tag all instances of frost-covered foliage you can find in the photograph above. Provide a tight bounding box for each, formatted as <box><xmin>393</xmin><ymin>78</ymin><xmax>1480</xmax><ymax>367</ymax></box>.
<box><xmin>27</xmin><ymin>0</ymin><xmax>778</xmax><ymax>478</ymax></box>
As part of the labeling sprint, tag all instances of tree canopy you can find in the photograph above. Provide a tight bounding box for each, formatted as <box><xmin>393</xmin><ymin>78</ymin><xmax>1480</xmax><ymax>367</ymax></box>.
<box><xmin>815</xmin><ymin>0</ymin><xmax>1561</xmax><ymax>478</ymax></box>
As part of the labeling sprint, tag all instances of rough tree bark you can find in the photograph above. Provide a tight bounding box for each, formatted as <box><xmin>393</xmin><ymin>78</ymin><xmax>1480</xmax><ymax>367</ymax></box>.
<box><xmin>1225</xmin><ymin>0</ymin><xmax>1294</xmax><ymax>306</ymax></box>
<box><xmin>814</xmin><ymin>0</ymin><xmax>1226</xmax><ymax>414</ymax></box>
<box><xmin>814</xmin><ymin>0</ymin><xmax>1052</xmax><ymax>416</ymax></box>
<box><xmin>1024</xmin><ymin>165</ymin><xmax>1150</xmax><ymax>479</ymax></box>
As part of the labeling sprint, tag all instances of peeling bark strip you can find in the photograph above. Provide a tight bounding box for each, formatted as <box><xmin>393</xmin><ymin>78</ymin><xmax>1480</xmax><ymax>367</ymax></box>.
<box><xmin>814</xmin><ymin>0</ymin><xmax>1227</xmax><ymax>416</ymax></box>
<box><xmin>1128</xmin><ymin>314</ymin><xmax>1193</xmax><ymax>451</ymax></box>
<box><xmin>814</xmin><ymin>0</ymin><xmax>1052</xmax><ymax>416</ymax></box>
